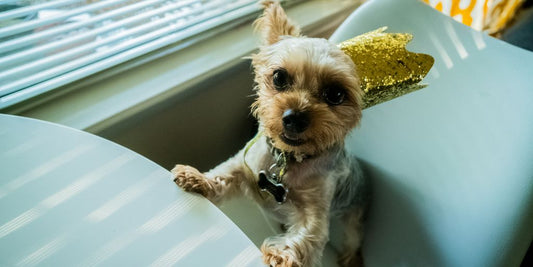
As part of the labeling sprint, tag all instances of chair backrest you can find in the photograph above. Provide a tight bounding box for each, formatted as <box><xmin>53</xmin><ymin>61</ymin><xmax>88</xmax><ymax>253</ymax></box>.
<box><xmin>330</xmin><ymin>0</ymin><xmax>533</xmax><ymax>266</ymax></box>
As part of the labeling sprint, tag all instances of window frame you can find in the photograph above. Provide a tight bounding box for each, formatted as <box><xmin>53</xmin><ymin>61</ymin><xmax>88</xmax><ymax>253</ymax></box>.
<box><xmin>1</xmin><ymin>0</ymin><xmax>362</xmax><ymax>133</ymax></box>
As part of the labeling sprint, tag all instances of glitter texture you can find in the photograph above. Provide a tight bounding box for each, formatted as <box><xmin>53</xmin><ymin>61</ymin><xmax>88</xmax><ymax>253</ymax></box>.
<box><xmin>338</xmin><ymin>27</ymin><xmax>434</xmax><ymax>108</ymax></box>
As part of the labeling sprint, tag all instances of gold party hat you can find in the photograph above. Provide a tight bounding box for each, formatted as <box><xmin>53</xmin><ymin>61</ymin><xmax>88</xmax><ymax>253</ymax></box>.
<box><xmin>338</xmin><ymin>27</ymin><xmax>434</xmax><ymax>108</ymax></box>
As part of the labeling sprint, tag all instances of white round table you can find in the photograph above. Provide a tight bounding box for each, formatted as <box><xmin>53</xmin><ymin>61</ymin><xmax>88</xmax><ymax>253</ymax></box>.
<box><xmin>0</xmin><ymin>114</ymin><xmax>262</xmax><ymax>266</ymax></box>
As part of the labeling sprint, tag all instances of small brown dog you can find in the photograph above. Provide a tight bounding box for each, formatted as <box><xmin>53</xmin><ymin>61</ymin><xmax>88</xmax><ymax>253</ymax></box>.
<box><xmin>172</xmin><ymin>1</ymin><xmax>369</xmax><ymax>266</ymax></box>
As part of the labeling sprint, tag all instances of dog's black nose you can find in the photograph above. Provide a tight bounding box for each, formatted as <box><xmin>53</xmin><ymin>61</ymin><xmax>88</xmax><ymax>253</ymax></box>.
<box><xmin>282</xmin><ymin>109</ymin><xmax>310</xmax><ymax>133</ymax></box>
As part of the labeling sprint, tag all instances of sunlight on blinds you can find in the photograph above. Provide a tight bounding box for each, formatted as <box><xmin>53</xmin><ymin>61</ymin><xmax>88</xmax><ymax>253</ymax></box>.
<box><xmin>0</xmin><ymin>0</ymin><xmax>269</xmax><ymax>108</ymax></box>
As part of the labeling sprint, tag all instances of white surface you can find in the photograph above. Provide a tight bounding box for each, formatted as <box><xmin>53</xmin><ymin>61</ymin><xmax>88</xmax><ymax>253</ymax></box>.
<box><xmin>0</xmin><ymin>114</ymin><xmax>262</xmax><ymax>266</ymax></box>
<box><xmin>330</xmin><ymin>0</ymin><xmax>533</xmax><ymax>266</ymax></box>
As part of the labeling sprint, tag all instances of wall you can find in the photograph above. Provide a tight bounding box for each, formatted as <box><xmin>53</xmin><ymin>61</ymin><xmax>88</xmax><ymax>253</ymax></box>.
<box><xmin>97</xmin><ymin>60</ymin><xmax>258</xmax><ymax>172</ymax></box>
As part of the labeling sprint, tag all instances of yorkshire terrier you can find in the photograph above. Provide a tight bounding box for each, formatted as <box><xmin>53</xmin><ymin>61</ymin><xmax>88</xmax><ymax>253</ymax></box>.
<box><xmin>172</xmin><ymin>1</ymin><xmax>369</xmax><ymax>266</ymax></box>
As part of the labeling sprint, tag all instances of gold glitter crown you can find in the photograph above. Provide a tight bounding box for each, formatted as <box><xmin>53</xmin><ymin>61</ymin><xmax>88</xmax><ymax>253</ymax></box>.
<box><xmin>338</xmin><ymin>27</ymin><xmax>435</xmax><ymax>108</ymax></box>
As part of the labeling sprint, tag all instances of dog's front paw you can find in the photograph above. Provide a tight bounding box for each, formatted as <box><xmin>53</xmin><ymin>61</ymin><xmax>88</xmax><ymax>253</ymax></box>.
<box><xmin>261</xmin><ymin>239</ymin><xmax>301</xmax><ymax>267</ymax></box>
<box><xmin>171</xmin><ymin>164</ymin><xmax>213</xmax><ymax>198</ymax></box>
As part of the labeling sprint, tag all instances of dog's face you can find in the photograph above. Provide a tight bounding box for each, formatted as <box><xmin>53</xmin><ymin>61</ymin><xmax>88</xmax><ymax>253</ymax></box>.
<box><xmin>251</xmin><ymin>2</ymin><xmax>363</xmax><ymax>156</ymax></box>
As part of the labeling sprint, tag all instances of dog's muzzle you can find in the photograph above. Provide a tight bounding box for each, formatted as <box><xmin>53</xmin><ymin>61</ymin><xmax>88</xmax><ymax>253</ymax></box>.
<box><xmin>282</xmin><ymin>109</ymin><xmax>309</xmax><ymax>134</ymax></box>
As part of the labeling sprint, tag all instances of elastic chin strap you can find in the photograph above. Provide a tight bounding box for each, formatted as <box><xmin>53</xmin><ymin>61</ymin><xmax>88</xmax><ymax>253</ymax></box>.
<box><xmin>337</xmin><ymin>27</ymin><xmax>435</xmax><ymax>109</ymax></box>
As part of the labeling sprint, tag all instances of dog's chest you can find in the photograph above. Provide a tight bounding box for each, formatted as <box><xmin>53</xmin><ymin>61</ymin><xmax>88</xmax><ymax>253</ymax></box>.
<box><xmin>257</xmin><ymin>155</ymin><xmax>331</xmax><ymax>204</ymax></box>
<box><xmin>245</xmin><ymin>136</ymin><xmax>338</xmax><ymax>205</ymax></box>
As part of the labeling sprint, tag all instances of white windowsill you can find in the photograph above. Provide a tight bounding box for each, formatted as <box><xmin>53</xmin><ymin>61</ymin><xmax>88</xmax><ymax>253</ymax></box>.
<box><xmin>6</xmin><ymin>0</ymin><xmax>361</xmax><ymax>133</ymax></box>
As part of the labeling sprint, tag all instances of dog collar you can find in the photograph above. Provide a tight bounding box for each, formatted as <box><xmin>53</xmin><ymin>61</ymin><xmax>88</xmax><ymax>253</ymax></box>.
<box><xmin>265</xmin><ymin>137</ymin><xmax>313</xmax><ymax>163</ymax></box>
<box><xmin>243</xmin><ymin>132</ymin><xmax>289</xmax><ymax>204</ymax></box>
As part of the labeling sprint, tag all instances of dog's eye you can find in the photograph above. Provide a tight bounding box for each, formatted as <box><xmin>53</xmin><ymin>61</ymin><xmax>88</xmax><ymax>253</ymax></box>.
<box><xmin>272</xmin><ymin>69</ymin><xmax>290</xmax><ymax>91</ymax></box>
<box><xmin>323</xmin><ymin>86</ymin><xmax>346</xmax><ymax>105</ymax></box>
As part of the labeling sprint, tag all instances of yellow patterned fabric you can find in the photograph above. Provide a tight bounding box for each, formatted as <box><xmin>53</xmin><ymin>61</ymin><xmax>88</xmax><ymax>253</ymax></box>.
<box><xmin>422</xmin><ymin>0</ymin><xmax>525</xmax><ymax>35</ymax></box>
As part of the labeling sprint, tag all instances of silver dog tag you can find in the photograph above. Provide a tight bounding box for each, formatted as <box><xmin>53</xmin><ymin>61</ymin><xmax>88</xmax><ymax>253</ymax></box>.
<box><xmin>258</xmin><ymin>170</ymin><xmax>288</xmax><ymax>204</ymax></box>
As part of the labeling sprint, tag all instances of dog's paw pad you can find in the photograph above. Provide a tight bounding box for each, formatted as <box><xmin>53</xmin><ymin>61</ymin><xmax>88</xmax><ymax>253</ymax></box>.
<box><xmin>171</xmin><ymin>165</ymin><xmax>211</xmax><ymax>197</ymax></box>
<box><xmin>261</xmin><ymin>241</ymin><xmax>300</xmax><ymax>267</ymax></box>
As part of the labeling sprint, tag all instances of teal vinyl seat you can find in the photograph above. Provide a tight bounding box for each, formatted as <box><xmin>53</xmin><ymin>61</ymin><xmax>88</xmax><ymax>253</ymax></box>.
<box><xmin>329</xmin><ymin>0</ymin><xmax>533</xmax><ymax>266</ymax></box>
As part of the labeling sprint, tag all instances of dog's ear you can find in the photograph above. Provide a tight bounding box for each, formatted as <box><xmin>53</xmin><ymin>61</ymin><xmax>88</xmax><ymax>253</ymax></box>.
<box><xmin>254</xmin><ymin>0</ymin><xmax>301</xmax><ymax>45</ymax></box>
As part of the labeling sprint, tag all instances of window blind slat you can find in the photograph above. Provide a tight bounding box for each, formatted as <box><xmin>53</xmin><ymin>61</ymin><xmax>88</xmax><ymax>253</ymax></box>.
<box><xmin>0</xmin><ymin>0</ymin><xmax>256</xmax><ymax>96</ymax></box>
<box><xmin>1</xmin><ymin>1</ymin><xmax>260</xmax><ymax>108</ymax></box>
<box><xmin>0</xmin><ymin>0</ymin><xmax>288</xmax><ymax>109</ymax></box>
<box><xmin>0</xmin><ymin>0</ymin><xmax>131</xmax><ymax>38</ymax></box>
<box><xmin>0</xmin><ymin>0</ymin><xmax>166</xmax><ymax>54</ymax></box>
<box><xmin>0</xmin><ymin>0</ymin><xmax>83</xmax><ymax>22</ymax></box>
<box><xmin>0</xmin><ymin>0</ymin><xmax>199</xmax><ymax>69</ymax></box>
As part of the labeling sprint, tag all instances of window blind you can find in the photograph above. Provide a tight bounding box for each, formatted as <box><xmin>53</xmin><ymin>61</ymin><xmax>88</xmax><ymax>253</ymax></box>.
<box><xmin>0</xmin><ymin>0</ymin><xmax>274</xmax><ymax>109</ymax></box>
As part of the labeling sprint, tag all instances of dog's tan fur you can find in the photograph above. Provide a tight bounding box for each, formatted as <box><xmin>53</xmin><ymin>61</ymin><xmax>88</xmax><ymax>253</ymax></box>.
<box><xmin>172</xmin><ymin>1</ymin><xmax>368</xmax><ymax>266</ymax></box>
